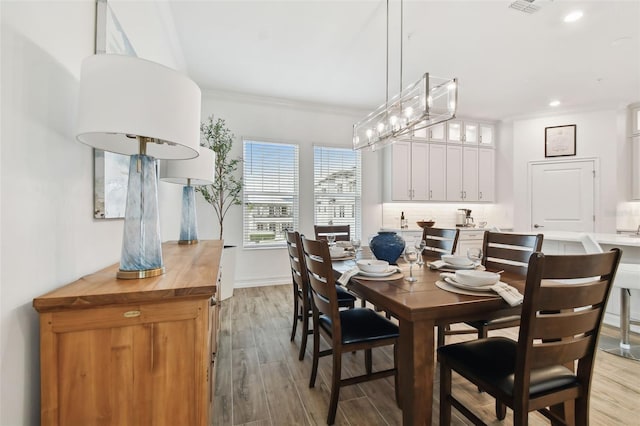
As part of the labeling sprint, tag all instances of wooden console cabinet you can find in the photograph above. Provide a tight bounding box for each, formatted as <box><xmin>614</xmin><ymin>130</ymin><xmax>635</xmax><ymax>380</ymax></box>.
<box><xmin>33</xmin><ymin>240</ymin><xmax>223</xmax><ymax>426</ymax></box>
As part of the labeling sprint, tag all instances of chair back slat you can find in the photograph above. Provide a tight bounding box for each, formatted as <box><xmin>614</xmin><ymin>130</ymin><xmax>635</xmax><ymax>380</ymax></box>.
<box><xmin>422</xmin><ymin>227</ymin><xmax>460</xmax><ymax>258</ymax></box>
<box><xmin>538</xmin><ymin>280</ymin><xmax>609</xmax><ymax>311</ymax></box>
<box><xmin>515</xmin><ymin>249</ymin><xmax>621</xmax><ymax>389</ymax></box>
<box><xmin>301</xmin><ymin>237</ymin><xmax>341</xmax><ymax>337</ymax></box>
<box><xmin>530</xmin><ymin>336</ymin><xmax>593</xmax><ymax>369</ymax></box>
<box><xmin>314</xmin><ymin>225</ymin><xmax>350</xmax><ymax>241</ymax></box>
<box><xmin>533</xmin><ymin>308</ymin><xmax>602</xmax><ymax>341</ymax></box>
<box><xmin>482</xmin><ymin>232</ymin><xmax>543</xmax><ymax>276</ymax></box>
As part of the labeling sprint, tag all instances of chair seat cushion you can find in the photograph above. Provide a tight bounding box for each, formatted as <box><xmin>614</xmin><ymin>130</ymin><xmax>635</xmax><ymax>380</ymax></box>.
<box><xmin>437</xmin><ymin>337</ymin><xmax>579</xmax><ymax>397</ymax></box>
<box><xmin>335</xmin><ymin>285</ymin><xmax>357</xmax><ymax>306</ymax></box>
<box><xmin>319</xmin><ymin>308</ymin><xmax>399</xmax><ymax>345</ymax></box>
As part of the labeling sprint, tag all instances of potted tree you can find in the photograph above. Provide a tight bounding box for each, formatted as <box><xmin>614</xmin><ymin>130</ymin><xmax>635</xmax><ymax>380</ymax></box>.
<box><xmin>197</xmin><ymin>115</ymin><xmax>243</xmax><ymax>299</ymax></box>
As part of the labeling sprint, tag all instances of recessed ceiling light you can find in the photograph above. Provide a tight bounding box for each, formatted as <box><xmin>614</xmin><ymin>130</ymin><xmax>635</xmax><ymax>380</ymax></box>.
<box><xmin>564</xmin><ymin>10</ymin><xmax>583</xmax><ymax>23</ymax></box>
<box><xmin>549</xmin><ymin>100</ymin><xmax>561</xmax><ymax>107</ymax></box>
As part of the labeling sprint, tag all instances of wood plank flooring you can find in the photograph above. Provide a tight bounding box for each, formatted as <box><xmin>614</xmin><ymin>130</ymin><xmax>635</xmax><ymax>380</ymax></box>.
<box><xmin>212</xmin><ymin>284</ymin><xmax>640</xmax><ymax>425</ymax></box>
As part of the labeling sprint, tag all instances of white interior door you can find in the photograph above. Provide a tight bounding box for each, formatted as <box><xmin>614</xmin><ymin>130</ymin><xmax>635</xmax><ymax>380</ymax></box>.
<box><xmin>530</xmin><ymin>160</ymin><xmax>595</xmax><ymax>232</ymax></box>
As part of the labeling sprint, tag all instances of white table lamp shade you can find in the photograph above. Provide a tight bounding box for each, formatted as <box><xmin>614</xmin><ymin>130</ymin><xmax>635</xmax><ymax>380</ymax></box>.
<box><xmin>76</xmin><ymin>54</ymin><xmax>201</xmax><ymax>159</ymax></box>
<box><xmin>160</xmin><ymin>148</ymin><xmax>215</xmax><ymax>186</ymax></box>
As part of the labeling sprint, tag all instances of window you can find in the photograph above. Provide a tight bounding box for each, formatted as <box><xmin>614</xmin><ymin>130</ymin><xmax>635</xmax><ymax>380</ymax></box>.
<box><xmin>243</xmin><ymin>140</ymin><xmax>299</xmax><ymax>248</ymax></box>
<box><xmin>314</xmin><ymin>146</ymin><xmax>361</xmax><ymax>239</ymax></box>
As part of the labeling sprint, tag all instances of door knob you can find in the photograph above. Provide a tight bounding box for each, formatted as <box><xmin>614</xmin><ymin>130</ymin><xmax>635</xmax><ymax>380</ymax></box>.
<box><xmin>533</xmin><ymin>224</ymin><xmax>544</xmax><ymax>228</ymax></box>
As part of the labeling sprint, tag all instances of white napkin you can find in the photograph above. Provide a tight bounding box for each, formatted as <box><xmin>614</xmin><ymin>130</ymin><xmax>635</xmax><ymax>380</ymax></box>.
<box><xmin>439</xmin><ymin>273</ymin><xmax>523</xmax><ymax>306</ymax></box>
<box><xmin>337</xmin><ymin>267</ymin><xmax>359</xmax><ymax>286</ymax></box>
<box><xmin>428</xmin><ymin>260</ymin><xmax>447</xmax><ymax>270</ymax></box>
<box><xmin>490</xmin><ymin>282</ymin><xmax>524</xmax><ymax>306</ymax></box>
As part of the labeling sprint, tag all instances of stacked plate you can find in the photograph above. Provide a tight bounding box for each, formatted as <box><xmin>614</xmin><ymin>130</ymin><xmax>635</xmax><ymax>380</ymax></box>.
<box><xmin>440</xmin><ymin>255</ymin><xmax>476</xmax><ymax>270</ymax></box>
<box><xmin>442</xmin><ymin>270</ymin><xmax>501</xmax><ymax>292</ymax></box>
<box><xmin>356</xmin><ymin>260</ymin><xmax>397</xmax><ymax>277</ymax></box>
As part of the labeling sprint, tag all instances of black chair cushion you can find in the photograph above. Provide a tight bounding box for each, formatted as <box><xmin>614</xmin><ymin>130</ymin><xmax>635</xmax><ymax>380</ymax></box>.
<box><xmin>437</xmin><ymin>337</ymin><xmax>579</xmax><ymax>397</ymax></box>
<box><xmin>319</xmin><ymin>308</ymin><xmax>399</xmax><ymax>345</ymax></box>
<box><xmin>335</xmin><ymin>285</ymin><xmax>357</xmax><ymax>306</ymax></box>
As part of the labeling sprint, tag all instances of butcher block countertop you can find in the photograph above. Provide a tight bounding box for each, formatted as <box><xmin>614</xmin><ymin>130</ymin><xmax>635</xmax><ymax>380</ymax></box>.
<box><xmin>33</xmin><ymin>240</ymin><xmax>223</xmax><ymax>313</ymax></box>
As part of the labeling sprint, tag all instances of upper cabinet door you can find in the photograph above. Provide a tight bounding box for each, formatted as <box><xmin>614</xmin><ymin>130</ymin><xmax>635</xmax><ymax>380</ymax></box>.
<box><xmin>428</xmin><ymin>122</ymin><xmax>446</xmax><ymax>142</ymax></box>
<box><xmin>391</xmin><ymin>141</ymin><xmax>412</xmax><ymax>201</ymax></box>
<box><xmin>463</xmin><ymin>122</ymin><xmax>478</xmax><ymax>144</ymax></box>
<box><xmin>632</xmin><ymin>105</ymin><xmax>640</xmax><ymax>135</ymax></box>
<box><xmin>479</xmin><ymin>123</ymin><xmax>495</xmax><ymax>146</ymax></box>
<box><xmin>411</xmin><ymin>142</ymin><xmax>430</xmax><ymax>201</ymax></box>
<box><xmin>428</xmin><ymin>144</ymin><xmax>447</xmax><ymax>200</ymax></box>
<box><xmin>447</xmin><ymin>121</ymin><xmax>463</xmax><ymax>143</ymax></box>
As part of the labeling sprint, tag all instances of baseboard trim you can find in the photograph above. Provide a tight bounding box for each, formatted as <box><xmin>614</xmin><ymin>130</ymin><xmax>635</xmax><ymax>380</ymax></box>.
<box><xmin>234</xmin><ymin>276</ymin><xmax>290</xmax><ymax>288</ymax></box>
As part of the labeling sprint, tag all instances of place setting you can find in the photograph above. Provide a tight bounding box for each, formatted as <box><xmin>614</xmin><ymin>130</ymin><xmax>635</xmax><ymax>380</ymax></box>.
<box><xmin>427</xmin><ymin>248</ymin><xmax>485</xmax><ymax>272</ymax></box>
<box><xmin>436</xmin><ymin>269</ymin><xmax>524</xmax><ymax>306</ymax></box>
<box><xmin>337</xmin><ymin>259</ymin><xmax>403</xmax><ymax>285</ymax></box>
<box><xmin>328</xmin><ymin>238</ymin><xmax>361</xmax><ymax>261</ymax></box>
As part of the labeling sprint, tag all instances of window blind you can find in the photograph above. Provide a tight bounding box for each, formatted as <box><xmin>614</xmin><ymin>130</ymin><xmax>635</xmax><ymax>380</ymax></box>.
<box><xmin>243</xmin><ymin>140</ymin><xmax>299</xmax><ymax>248</ymax></box>
<box><xmin>313</xmin><ymin>146</ymin><xmax>362</xmax><ymax>240</ymax></box>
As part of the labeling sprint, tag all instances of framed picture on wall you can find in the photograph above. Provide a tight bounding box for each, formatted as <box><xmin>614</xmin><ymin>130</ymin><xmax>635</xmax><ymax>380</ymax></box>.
<box><xmin>545</xmin><ymin>124</ymin><xmax>576</xmax><ymax>157</ymax></box>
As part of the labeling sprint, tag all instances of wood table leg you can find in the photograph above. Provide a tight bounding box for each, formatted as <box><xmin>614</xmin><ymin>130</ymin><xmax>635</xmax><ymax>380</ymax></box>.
<box><xmin>399</xmin><ymin>318</ymin><xmax>435</xmax><ymax>425</ymax></box>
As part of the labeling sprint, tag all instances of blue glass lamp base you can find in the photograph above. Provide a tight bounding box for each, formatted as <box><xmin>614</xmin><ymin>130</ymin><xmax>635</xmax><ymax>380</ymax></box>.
<box><xmin>178</xmin><ymin>185</ymin><xmax>199</xmax><ymax>245</ymax></box>
<box><xmin>117</xmin><ymin>154</ymin><xmax>164</xmax><ymax>280</ymax></box>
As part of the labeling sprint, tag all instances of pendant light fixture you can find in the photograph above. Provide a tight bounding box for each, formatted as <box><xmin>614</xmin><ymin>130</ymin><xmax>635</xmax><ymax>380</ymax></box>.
<box><xmin>353</xmin><ymin>0</ymin><xmax>458</xmax><ymax>151</ymax></box>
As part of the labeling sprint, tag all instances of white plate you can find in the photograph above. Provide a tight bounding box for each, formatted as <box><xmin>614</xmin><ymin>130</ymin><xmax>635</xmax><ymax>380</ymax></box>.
<box><xmin>455</xmin><ymin>270</ymin><xmax>500</xmax><ymax>286</ymax></box>
<box><xmin>441</xmin><ymin>255</ymin><xmax>475</xmax><ymax>267</ymax></box>
<box><xmin>357</xmin><ymin>267</ymin><xmax>399</xmax><ymax>278</ymax></box>
<box><xmin>442</xmin><ymin>262</ymin><xmax>477</xmax><ymax>270</ymax></box>
<box><xmin>331</xmin><ymin>254</ymin><xmax>354</xmax><ymax>260</ymax></box>
<box><xmin>443</xmin><ymin>277</ymin><xmax>495</xmax><ymax>292</ymax></box>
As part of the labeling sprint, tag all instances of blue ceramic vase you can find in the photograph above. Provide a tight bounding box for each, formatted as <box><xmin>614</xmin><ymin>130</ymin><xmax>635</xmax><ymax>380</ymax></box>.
<box><xmin>370</xmin><ymin>231</ymin><xmax>405</xmax><ymax>264</ymax></box>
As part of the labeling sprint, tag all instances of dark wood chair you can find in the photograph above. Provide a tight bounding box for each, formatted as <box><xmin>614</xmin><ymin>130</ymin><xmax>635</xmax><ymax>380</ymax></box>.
<box><xmin>437</xmin><ymin>232</ymin><xmax>543</xmax><ymax>347</ymax></box>
<box><xmin>301</xmin><ymin>236</ymin><xmax>399</xmax><ymax>425</ymax></box>
<box><xmin>421</xmin><ymin>227</ymin><xmax>460</xmax><ymax>260</ymax></box>
<box><xmin>285</xmin><ymin>230</ymin><xmax>356</xmax><ymax>361</ymax></box>
<box><xmin>314</xmin><ymin>224</ymin><xmax>350</xmax><ymax>242</ymax></box>
<box><xmin>438</xmin><ymin>249</ymin><xmax>622</xmax><ymax>425</ymax></box>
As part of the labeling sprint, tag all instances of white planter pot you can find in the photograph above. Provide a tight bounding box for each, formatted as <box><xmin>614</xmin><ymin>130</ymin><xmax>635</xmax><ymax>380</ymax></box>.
<box><xmin>219</xmin><ymin>245</ymin><xmax>236</xmax><ymax>300</ymax></box>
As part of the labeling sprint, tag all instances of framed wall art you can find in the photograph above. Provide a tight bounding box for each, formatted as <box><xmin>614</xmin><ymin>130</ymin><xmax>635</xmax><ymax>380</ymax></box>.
<box><xmin>545</xmin><ymin>124</ymin><xmax>576</xmax><ymax>158</ymax></box>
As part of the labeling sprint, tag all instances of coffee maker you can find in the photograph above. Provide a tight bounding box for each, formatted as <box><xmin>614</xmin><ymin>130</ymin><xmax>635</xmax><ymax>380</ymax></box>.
<box><xmin>456</xmin><ymin>209</ymin><xmax>473</xmax><ymax>227</ymax></box>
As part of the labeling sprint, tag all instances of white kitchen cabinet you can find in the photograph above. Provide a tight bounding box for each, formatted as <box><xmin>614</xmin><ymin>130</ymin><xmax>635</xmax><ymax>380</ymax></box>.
<box><xmin>478</xmin><ymin>148</ymin><xmax>495</xmax><ymax>202</ymax></box>
<box><xmin>479</xmin><ymin>123</ymin><xmax>495</xmax><ymax>147</ymax></box>
<box><xmin>413</xmin><ymin>122</ymin><xmax>446</xmax><ymax>142</ymax></box>
<box><xmin>428</xmin><ymin>144</ymin><xmax>447</xmax><ymax>200</ymax></box>
<box><xmin>455</xmin><ymin>230</ymin><xmax>485</xmax><ymax>256</ymax></box>
<box><xmin>446</xmin><ymin>146</ymin><xmax>480</xmax><ymax>201</ymax></box>
<box><xmin>632</xmin><ymin>136</ymin><xmax>640</xmax><ymax>200</ymax></box>
<box><xmin>447</xmin><ymin>120</ymin><xmax>478</xmax><ymax>144</ymax></box>
<box><xmin>391</xmin><ymin>140</ymin><xmax>429</xmax><ymax>201</ymax></box>
<box><xmin>631</xmin><ymin>104</ymin><xmax>640</xmax><ymax>136</ymax></box>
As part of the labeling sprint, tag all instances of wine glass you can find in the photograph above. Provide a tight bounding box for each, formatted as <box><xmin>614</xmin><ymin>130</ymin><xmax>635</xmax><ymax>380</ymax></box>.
<box><xmin>403</xmin><ymin>246</ymin><xmax>419</xmax><ymax>282</ymax></box>
<box><xmin>467</xmin><ymin>247</ymin><xmax>483</xmax><ymax>266</ymax></box>
<box><xmin>414</xmin><ymin>238</ymin><xmax>427</xmax><ymax>266</ymax></box>
<box><xmin>327</xmin><ymin>233</ymin><xmax>336</xmax><ymax>246</ymax></box>
<box><xmin>351</xmin><ymin>239</ymin><xmax>361</xmax><ymax>252</ymax></box>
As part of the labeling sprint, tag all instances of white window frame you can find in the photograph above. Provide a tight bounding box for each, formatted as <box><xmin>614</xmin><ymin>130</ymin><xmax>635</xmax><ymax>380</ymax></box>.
<box><xmin>243</xmin><ymin>139</ymin><xmax>299</xmax><ymax>249</ymax></box>
<box><xmin>313</xmin><ymin>145</ymin><xmax>362</xmax><ymax>240</ymax></box>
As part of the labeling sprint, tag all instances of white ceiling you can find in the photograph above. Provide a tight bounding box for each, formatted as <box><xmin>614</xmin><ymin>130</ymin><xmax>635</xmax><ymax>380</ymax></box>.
<box><xmin>113</xmin><ymin>0</ymin><xmax>640</xmax><ymax>121</ymax></box>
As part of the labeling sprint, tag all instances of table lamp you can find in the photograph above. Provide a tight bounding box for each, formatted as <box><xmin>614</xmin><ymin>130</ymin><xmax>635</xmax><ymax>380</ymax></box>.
<box><xmin>75</xmin><ymin>54</ymin><xmax>201</xmax><ymax>279</ymax></box>
<box><xmin>160</xmin><ymin>148</ymin><xmax>215</xmax><ymax>244</ymax></box>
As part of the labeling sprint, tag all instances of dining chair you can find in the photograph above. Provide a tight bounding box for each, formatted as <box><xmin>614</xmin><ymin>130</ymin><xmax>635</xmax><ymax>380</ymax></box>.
<box><xmin>421</xmin><ymin>227</ymin><xmax>460</xmax><ymax>260</ymax></box>
<box><xmin>301</xmin><ymin>236</ymin><xmax>399</xmax><ymax>425</ymax></box>
<box><xmin>314</xmin><ymin>224</ymin><xmax>350</xmax><ymax>242</ymax></box>
<box><xmin>437</xmin><ymin>232</ymin><xmax>543</xmax><ymax>347</ymax></box>
<box><xmin>285</xmin><ymin>230</ymin><xmax>356</xmax><ymax>361</ymax></box>
<box><xmin>438</xmin><ymin>248</ymin><xmax>622</xmax><ymax>425</ymax></box>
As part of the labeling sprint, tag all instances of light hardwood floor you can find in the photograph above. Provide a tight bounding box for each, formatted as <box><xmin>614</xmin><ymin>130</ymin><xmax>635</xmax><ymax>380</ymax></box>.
<box><xmin>212</xmin><ymin>284</ymin><xmax>640</xmax><ymax>425</ymax></box>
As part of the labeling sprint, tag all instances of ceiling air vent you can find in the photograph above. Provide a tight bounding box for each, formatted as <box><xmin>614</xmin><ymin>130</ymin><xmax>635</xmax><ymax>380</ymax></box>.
<box><xmin>509</xmin><ymin>0</ymin><xmax>540</xmax><ymax>14</ymax></box>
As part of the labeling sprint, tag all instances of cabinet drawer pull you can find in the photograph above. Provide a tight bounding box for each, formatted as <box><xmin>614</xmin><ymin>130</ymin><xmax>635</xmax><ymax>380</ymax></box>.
<box><xmin>123</xmin><ymin>310</ymin><xmax>141</xmax><ymax>318</ymax></box>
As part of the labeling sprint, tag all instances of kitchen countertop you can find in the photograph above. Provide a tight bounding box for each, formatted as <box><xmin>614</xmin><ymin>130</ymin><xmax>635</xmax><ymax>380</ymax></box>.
<box><xmin>380</xmin><ymin>227</ymin><xmax>493</xmax><ymax>234</ymax></box>
<box><xmin>540</xmin><ymin>231</ymin><xmax>640</xmax><ymax>247</ymax></box>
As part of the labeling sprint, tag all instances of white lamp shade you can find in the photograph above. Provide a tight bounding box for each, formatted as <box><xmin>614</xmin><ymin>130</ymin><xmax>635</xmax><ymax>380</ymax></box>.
<box><xmin>160</xmin><ymin>148</ymin><xmax>215</xmax><ymax>186</ymax></box>
<box><xmin>76</xmin><ymin>54</ymin><xmax>201</xmax><ymax>159</ymax></box>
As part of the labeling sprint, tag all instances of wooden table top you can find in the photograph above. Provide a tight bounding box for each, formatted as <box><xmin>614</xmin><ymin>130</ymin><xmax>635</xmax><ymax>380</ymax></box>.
<box><xmin>33</xmin><ymin>240</ymin><xmax>223</xmax><ymax>312</ymax></box>
<box><xmin>334</xmin><ymin>258</ymin><xmax>525</xmax><ymax>323</ymax></box>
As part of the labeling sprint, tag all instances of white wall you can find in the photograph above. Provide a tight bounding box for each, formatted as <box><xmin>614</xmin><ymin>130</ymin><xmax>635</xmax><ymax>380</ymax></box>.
<box><xmin>511</xmin><ymin>108</ymin><xmax>627</xmax><ymax>233</ymax></box>
<box><xmin>159</xmin><ymin>90</ymin><xmax>382</xmax><ymax>287</ymax></box>
<box><xmin>1</xmin><ymin>1</ymin><xmax>122</xmax><ymax>424</ymax></box>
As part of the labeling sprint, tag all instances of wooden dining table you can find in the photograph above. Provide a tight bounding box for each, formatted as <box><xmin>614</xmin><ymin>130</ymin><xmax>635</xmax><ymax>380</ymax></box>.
<box><xmin>333</xmin><ymin>256</ymin><xmax>526</xmax><ymax>426</ymax></box>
